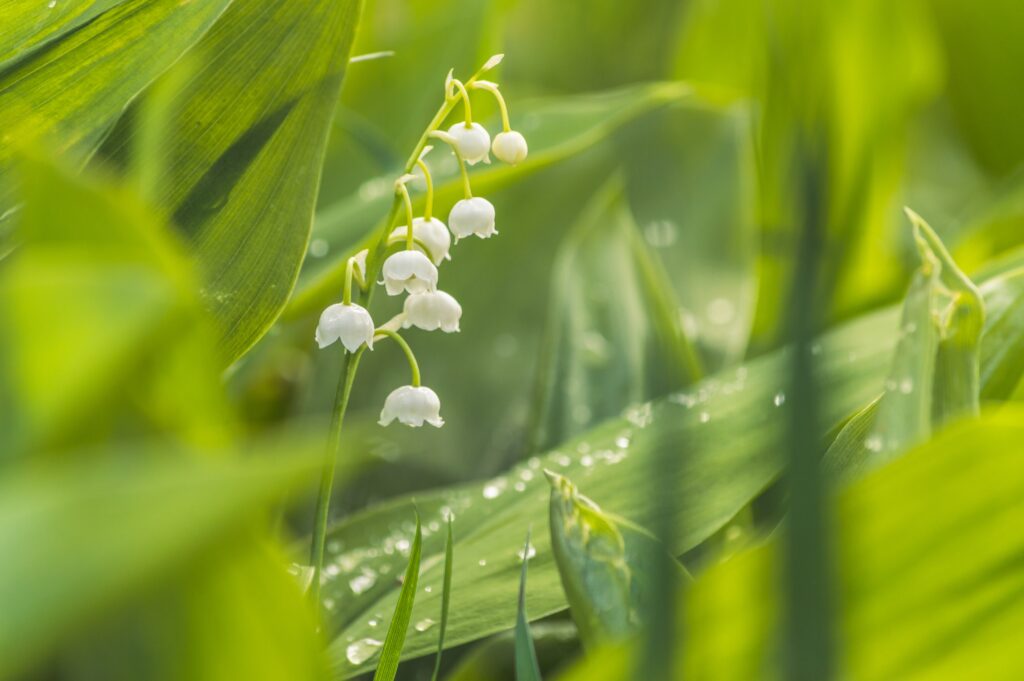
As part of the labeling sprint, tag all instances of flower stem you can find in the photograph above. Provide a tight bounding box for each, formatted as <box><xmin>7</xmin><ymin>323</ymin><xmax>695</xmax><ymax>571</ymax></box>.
<box><xmin>449</xmin><ymin>78</ymin><xmax>474</xmax><ymax>125</ymax></box>
<box><xmin>342</xmin><ymin>257</ymin><xmax>354</xmax><ymax>305</ymax></box>
<box><xmin>397</xmin><ymin>183</ymin><xmax>415</xmax><ymax>250</ymax></box>
<box><xmin>375</xmin><ymin>328</ymin><xmax>421</xmax><ymax>386</ymax></box>
<box><xmin>309</xmin><ymin>346</ymin><xmax>365</xmax><ymax>619</ymax></box>
<box><xmin>472</xmin><ymin>81</ymin><xmax>511</xmax><ymax>132</ymax></box>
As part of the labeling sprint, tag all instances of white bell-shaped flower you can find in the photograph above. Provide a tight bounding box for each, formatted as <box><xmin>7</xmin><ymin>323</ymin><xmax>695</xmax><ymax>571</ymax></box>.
<box><xmin>381</xmin><ymin>250</ymin><xmax>438</xmax><ymax>296</ymax></box>
<box><xmin>403</xmin><ymin>290</ymin><xmax>462</xmax><ymax>332</ymax></box>
<box><xmin>390</xmin><ymin>217</ymin><xmax>451</xmax><ymax>265</ymax></box>
<box><xmin>448</xmin><ymin>197</ymin><xmax>496</xmax><ymax>240</ymax></box>
<box><xmin>315</xmin><ymin>303</ymin><xmax>374</xmax><ymax>352</ymax></box>
<box><xmin>492</xmin><ymin>130</ymin><xmax>528</xmax><ymax>164</ymax></box>
<box><xmin>379</xmin><ymin>385</ymin><xmax>444</xmax><ymax>427</ymax></box>
<box><xmin>447</xmin><ymin>122</ymin><xmax>490</xmax><ymax>165</ymax></box>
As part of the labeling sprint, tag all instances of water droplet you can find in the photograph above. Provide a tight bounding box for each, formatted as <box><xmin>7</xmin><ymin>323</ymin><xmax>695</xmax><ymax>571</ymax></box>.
<box><xmin>707</xmin><ymin>298</ymin><xmax>736</xmax><ymax>325</ymax></box>
<box><xmin>349</xmin><ymin>568</ymin><xmax>377</xmax><ymax>595</ymax></box>
<box><xmin>368</xmin><ymin>618</ymin><xmax>379</xmax><ymax>628</ymax></box>
<box><xmin>624</xmin><ymin>402</ymin><xmax>654</xmax><ymax>428</ymax></box>
<box><xmin>47</xmin><ymin>0</ymin><xmax>57</xmax><ymax>7</ymax></box>
<box><xmin>527</xmin><ymin>456</ymin><xmax>541</xmax><ymax>470</ymax></box>
<box><xmin>513</xmin><ymin>481</ymin><xmax>527</xmax><ymax>492</ymax></box>
<box><xmin>428</xmin><ymin>520</ymin><xmax>440</xmax><ymax>532</ymax></box>
<box><xmin>865</xmin><ymin>435</ymin><xmax>883</xmax><ymax>452</ymax></box>
<box><xmin>553</xmin><ymin>452</ymin><xmax>572</xmax><ymax>467</ymax></box>
<box><xmin>899</xmin><ymin>378</ymin><xmax>914</xmax><ymax>394</ymax></box>
<box><xmin>644</xmin><ymin>219</ymin><xmax>678</xmax><ymax>248</ymax></box>
<box><xmin>309</xmin><ymin>238</ymin><xmax>329</xmax><ymax>257</ymax></box>
<box><xmin>324</xmin><ymin>597</ymin><xmax>336</xmax><ymax>610</ymax></box>
<box><xmin>517</xmin><ymin>543</ymin><xmax>537</xmax><ymax>563</ymax></box>
<box><xmin>519</xmin><ymin>469</ymin><xmax>535</xmax><ymax>481</ymax></box>
<box><xmin>423</xmin><ymin>585</ymin><xmax>433</xmax><ymax>593</ymax></box>
<box><xmin>482</xmin><ymin>477</ymin><xmax>507</xmax><ymax>499</ymax></box>
<box><xmin>580</xmin><ymin>454</ymin><xmax>594</xmax><ymax>467</ymax></box>
<box><xmin>414</xmin><ymin>618</ymin><xmax>436</xmax><ymax>632</ymax></box>
<box><xmin>773</xmin><ymin>392</ymin><xmax>786</xmax><ymax>407</ymax></box>
<box><xmin>699</xmin><ymin>411</ymin><xmax>711</xmax><ymax>423</ymax></box>
<box><xmin>477</xmin><ymin>559</ymin><xmax>488</xmax><ymax>567</ymax></box>
<box><xmin>395</xmin><ymin>538</ymin><xmax>411</xmax><ymax>554</ymax></box>
<box><xmin>324</xmin><ymin>563</ymin><xmax>341</xmax><ymax>578</ymax></box>
<box><xmin>346</xmin><ymin>638</ymin><xmax>382</xmax><ymax>665</ymax></box>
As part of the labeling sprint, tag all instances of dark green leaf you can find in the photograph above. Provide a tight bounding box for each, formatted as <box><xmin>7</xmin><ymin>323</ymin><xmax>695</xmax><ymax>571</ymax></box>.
<box><xmin>515</xmin><ymin>530</ymin><xmax>543</xmax><ymax>681</ymax></box>
<box><xmin>372</xmin><ymin>514</ymin><xmax>423</xmax><ymax>681</ymax></box>
<box><xmin>431</xmin><ymin>517</ymin><xmax>455</xmax><ymax>681</ymax></box>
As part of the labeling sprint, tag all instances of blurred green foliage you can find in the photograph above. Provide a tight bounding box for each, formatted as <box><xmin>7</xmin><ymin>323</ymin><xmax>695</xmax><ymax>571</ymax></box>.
<box><xmin>2</xmin><ymin>0</ymin><xmax>1024</xmax><ymax>679</ymax></box>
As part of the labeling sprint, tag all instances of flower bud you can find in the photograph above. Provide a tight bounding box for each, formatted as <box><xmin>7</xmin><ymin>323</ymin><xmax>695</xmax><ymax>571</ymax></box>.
<box><xmin>381</xmin><ymin>250</ymin><xmax>438</xmax><ymax>296</ymax></box>
<box><xmin>403</xmin><ymin>290</ymin><xmax>462</xmax><ymax>332</ymax></box>
<box><xmin>448</xmin><ymin>197</ymin><xmax>496</xmax><ymax>240</ymax></box>
<box><xmin>390</xmin><ymin>217</ymin><xmax>451</xmax><ymax>265</ymax></box>
<box><xmin>379</xmin><ymin>385</ymin><xmax>444</xmax><ymax>427</ymax></box>
<box><xmin>492</xmin><ymin>130</ymin><xmax>528</xmax><ymax>164</ymax></box>
<box><xmin>447</xmin><ymin>122</ymin><xmax>490</xmax><ymax>165</ymax></box>
<box><xmin>315</xmin><ymin>303</ymin><xmax>374</xmax><ymax>352</ymax></box>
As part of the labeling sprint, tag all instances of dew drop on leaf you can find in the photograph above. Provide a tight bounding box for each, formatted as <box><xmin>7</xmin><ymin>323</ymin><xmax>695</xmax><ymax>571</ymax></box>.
<box><xmin>345</xmin><ymin>638</ymin><xmax>382</xmax><ymax>665</ymax></box>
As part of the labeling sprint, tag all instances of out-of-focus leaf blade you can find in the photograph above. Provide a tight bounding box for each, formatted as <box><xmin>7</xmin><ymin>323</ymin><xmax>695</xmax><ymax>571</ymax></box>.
<box><xmin>0</xmin><ymin>0</ymin><xmax>232</xmax><ymax>216</ymax></box>
<box><xmin>0</xmin><ymin>445</ymin><xmax>321</xmax><ymax>679</ymax></box>
<box><xmin>372</xmin><ymin>515</ymin><xmax>423</xmax><ymax>681</ymax></box>
<box><xmin>514</xmin><ymin>531</ymin><xmax>543</xmax><ymax>681</ymax></box>
<box><xmin>529</xmin><ymin>178</ymin><xmax>699</xmax><ymax>452</ymax></box>
<box><xmin>97</xmin><ymin>0</ymin><xmax>364</xmax><ymax>364</ymax></box>
<box><xmin>443</xmin><ymin>623</ymin><xmax>579</xmax><ymax>681</ymax></box>
<box><xmin>546</xmin><ymin>471</ymin><xmax>688</xmax><ymax>647</ymax></box>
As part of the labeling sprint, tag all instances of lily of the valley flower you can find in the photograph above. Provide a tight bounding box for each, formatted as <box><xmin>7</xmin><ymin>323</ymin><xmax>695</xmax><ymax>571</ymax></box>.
<box><xmin>448</xmin><ymin>196</ymin><xmax>496</xmax><ymax>240</ymax></box>
<box><xmin>382</xmin><ymin>250</ymin><xmax>438</xmax><ymax>296</ymax></box>
<box><xmin>446</xmin><ymin>122</ymin><xmax>490</xmax><ymax>165</ymax></box>
<box><xmin>315</xmin><ymin>303</ymin><xmax>374</xmax><ymax>352</ymax></box>
<box><xmin>403</xmin><ymin>290</ymin><xmax>462</xmax><ymax>332</ymax></box>
<box><xmin>390</xmin><ymin>217</ymin><xmax>451</xmax><ymax>264</ymax></box>
<box><xmin>492</xmin><ymin>130</ymin><xmax>528</xmax><ymax>164</ymax></box>
<box><xmin>379</xmin><ymin>385</ymin><xmax>444</xmax><ymax>427</ymax></box>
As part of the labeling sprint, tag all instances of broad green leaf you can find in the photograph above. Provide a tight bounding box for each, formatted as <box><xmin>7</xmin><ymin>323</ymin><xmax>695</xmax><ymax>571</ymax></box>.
<box><xmin>546</xmin><ymin>471</ymin><xmax>689</xmax><ymax>648</ymax></box>
<box><xmin>559</xmin><ymin>408</ymin><xmax>1024</xmax><ymax>680</ymax></box>
<box><xmin>515</xmin><ymin>531</ymin><xmax>543</xmax><ymax>681</ymax></box>
<box><xmin>97</xmin><ymin>0</ymin><xmax>364</xmax><ymax>364</ymax></box>
<box><xmin>529</xmin><ymin>178</ymin><xmax>700</xmax><ymax>452</ymax></box>
<box><xmin>0</xmin><ymin>1</ymin><xmax>126</xmax><ymax>64</ymax></box>
<box><xmin>0</xmin><ymin>155</ymin><xmax>229</xmax><ymax>457</ymax></box>
<box><xmin>372</xmin><ymin>515</ymin><xmax>423</xmax><ymax>681</ymax></box>
<box><xmin>0</xmin><ymin>0</ymin><xmax>232</xmax><ymax>216</ymax></box>
<box><xmin>0</xmin><ymin>444</ymin><xmax>322</xmax><ymax>679</ymax></box>
<box><xmin>322</xmin><ymin>264</ymin><xmax>1024</xmax><ymax>676</ymax></box>
<box><xmin>430</xmin><ymin>517</ymin><xmax>455</xmax><ymax>681</ymax></box>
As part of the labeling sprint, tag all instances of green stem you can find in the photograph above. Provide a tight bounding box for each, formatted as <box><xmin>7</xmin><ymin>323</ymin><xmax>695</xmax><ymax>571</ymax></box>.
<box><xmin>375</xmin><ymin>328</ymin><xmax>421</xmax><ymax>386</ymax></box>
<box><xmin>472</xmin><ymin>81</ymin><xmax>511</xmax><ymax>132</ymax></box>
<box><xmin>416</xmin><ymin>158</ymin><xmax>435</xmax><ymax>221</ymax></box>
<box><xmin>398</xmin><ymin>183</ymin><xmax>415</xmax><ymax>251</ymax></box>
<box><xmin>450</xmin><ymin>78</ymin><xmax>474</xmax><ymax>125</ymax></box>
<box><xmin>342</xmin><ymin>257</ymin><xmax>354</xmax><ymax>305</ymax></box>
<box><xmin>386</xmin><ymin>234</ymin><xmax>436</xmax><ymax>262</ymax></box>
<box><xmin>309</xmin><ymin>347</ymin><xmax>365</xmax><ymax>619</ymax></box>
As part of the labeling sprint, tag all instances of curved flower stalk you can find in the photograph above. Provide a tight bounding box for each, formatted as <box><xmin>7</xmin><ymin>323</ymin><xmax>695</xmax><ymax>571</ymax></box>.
<box><xmin>307</xmin><ymin>54</ymin><xmax>527</xmax><ymax>617</ymax></box>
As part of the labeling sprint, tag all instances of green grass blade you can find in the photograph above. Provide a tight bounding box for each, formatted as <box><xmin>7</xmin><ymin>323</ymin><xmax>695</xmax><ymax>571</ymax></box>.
<box><xmin>373</xmin><ymin>514</ymin><xmax>423</xmax><ymax>681</ymax></box>
<box><xmin>515</xmin><ymin>530</ymin><xmax>543</xmax><ymax>681</ymax></box>
<box><xmin>430</xmin><ymin>516</ymin><xmax>455</xmax><ymax>681</ymax></box>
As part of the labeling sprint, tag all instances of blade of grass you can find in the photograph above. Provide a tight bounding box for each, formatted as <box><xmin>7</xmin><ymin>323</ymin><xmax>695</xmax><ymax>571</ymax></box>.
<box><xmin>515</xmin><ymin>530</ymin><xmax>543</xmax><ymax>681</ymax></box>
<box><xmin>430</xmin><ymin>516</ymin><xmax>455</xmax><ymax>681</ymax></box>
<box><xmin>373</xmin><ymin>513</ymin><xmax>423</xmax><ymax>681</ymax></box>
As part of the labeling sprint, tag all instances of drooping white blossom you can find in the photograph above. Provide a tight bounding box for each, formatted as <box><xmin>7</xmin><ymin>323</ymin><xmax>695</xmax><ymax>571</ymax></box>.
<box><xmin>390</xmin><ymin>217</ymin><xmax>451</xmax><ymax>265</ymax></box>
<box><xmin>315</xmin><ymin>303</ymin><xmax>374</xmax><ymax>352</ymax></box>
<box><xmin>379</xmin><ymin>385</ymin><xmax>444</xmax><ymax>427</ymax></box>
<box><xmin>448</xmin><ymin>197</ymin><xmax>496</xmax><ymax>240</ymax></box>
<box><xmin>492</xmin><ymin>130</ymin><xmax>528</xmax><ymax>164</ymax></box>
<box><xmin>447</xmin><ymin>122</ymin><xmax>491</xmax><ymax>165</ymax></box>
<box><xmin>403</xmin><ymin>290</ymin><xmax>462</xmax><ymax>332</ymax></box>
<box><xmin>381</xmin><ymin>250</ymin><xmax>438</xmax><ymax>296</ymax></box>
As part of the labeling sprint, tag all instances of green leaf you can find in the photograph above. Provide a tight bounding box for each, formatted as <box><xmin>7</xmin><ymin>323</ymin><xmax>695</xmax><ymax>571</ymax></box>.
<box><xmin>0</xmin><ymin>154</ymin><xmax>229</xmax><ymax>457</ymax></box>
<box><xmin>443</xmin><ymin>623</ymin><xmax>579</xmax><ymax>681</ymax></box>
<box><xmin>321</xmin><ymin>263</ymin><xmax>1024</xmax><ymax>676</ymax></box>
<box><xmin>97</xmin><ymin>0</ymin><xmax>364</xmax><ymax>364</ymax></box>
<box><xmin>529</xmin><ymin>178</ymin><xmax>700</xmax><ymax>452</ymax></box>
<box><xmin>559</xmin><ymin>407</ymin><xmax>1024</xmax><ymax>679</ymax></box>
<box><xmin>372</xmin><ymin>514</ymin><xmax>423</xmax><ymax>681</ymax></box>
<box><xmin>0</xmin><ymin>0</ymin><xmax>126</xmax><ymax>64</ymax></box>
<box><xmin>546</xmin><ymin>471</ymin><xmax>688</xmax><ymax>648</ymax></box>
<box><xmin>0</xmin><ymin>443</ymin><xmax>322</xmax><ymax>679</ymax></box>
<box><xmin>430</xmin><ymin>517</ymin><xmax>455</xmax><ymax>681</ymax></box>
<box><xmin>823</xmin><ymin>210</ymin><xmax>985</xmax><ymax>477</ymax></box>
<box><xmin>515</xmin><ymin>530</ymin><xmax>543</xmax><ymax>681</ymax></box>
<box><xmin>0</xmin><ymin>0</ymin><xmax>232</xmax><ymax>216</ymax></box>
